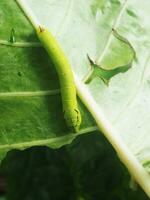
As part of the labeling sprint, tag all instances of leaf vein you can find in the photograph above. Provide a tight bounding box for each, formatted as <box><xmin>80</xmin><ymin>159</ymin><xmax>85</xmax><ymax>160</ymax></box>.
<box><xmin>0</xmin><ymin>89</ymin><xmax>60</xmax><ymax>97</ymax></box>
<box><xmin>0</xmin><ymin>40</ymin><xmax>41</xmax><ymax>48</ymax></box>
<box><xmin>96</xmin><ymin>0</ymin><xmax>128</xmax><ymax>64</ymax></box>
<box><xmin>0</xmin><ymin>126</ymin><xmax>98</xmax><ymax>151</ymax></box>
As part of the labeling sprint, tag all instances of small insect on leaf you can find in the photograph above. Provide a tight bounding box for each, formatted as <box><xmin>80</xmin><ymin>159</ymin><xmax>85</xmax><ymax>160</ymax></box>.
<box><xmin>84</xmin><ymin>29</ymin><xmax>135</xmax><ymax>85</ymax></box>
<box><xmin>9</xmin><ymin>28</ymin><xmax>16</xmax><ymax>43</ymax></box>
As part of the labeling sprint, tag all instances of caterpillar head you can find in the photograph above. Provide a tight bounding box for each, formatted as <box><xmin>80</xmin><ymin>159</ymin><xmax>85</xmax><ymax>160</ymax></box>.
<box><xmin>64</xmin><ymin>108</ymin><xmax>82</xmax><ymax>133</ymax></box>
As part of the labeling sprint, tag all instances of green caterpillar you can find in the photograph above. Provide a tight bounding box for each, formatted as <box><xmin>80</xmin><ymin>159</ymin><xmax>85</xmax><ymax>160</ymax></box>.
<box><xmin>36</xmin><ymin>26</ymin><xmax>81</xmax><ymax>132</ymax></box>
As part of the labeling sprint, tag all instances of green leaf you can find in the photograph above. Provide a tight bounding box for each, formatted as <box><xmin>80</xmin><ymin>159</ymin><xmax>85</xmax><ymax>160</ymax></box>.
<box><xmin>0</xmin><ymin>0</ymin><xmax>96</xmax><ymax>161</ymax></box>
<box><xmin>18</xmin><ymin>0</ymin><xmax>150</xmax><ymax>196</ymax></box>
<box><xmin>1</xmin><ymin>0</ymin><xmax>150</xmax><ymax>197</ymax></box>
<box><xmin>0</xmin><ymin>198</ymin><xmax>5</xmax><ymax>200</ymax></box>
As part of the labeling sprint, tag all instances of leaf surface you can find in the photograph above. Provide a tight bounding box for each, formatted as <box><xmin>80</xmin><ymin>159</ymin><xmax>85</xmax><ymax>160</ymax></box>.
<box><xmin>20</xmin><ymin>0</ymin><xmax>150</xmax><ymax>196</ymax></box>
<box><xmin>1</xmin><ymin>0</ymin><xmax>150</xmax><ymax>196</ymax></box>
<box><xmin>0</xmin><ymin>0</ymin><xmax>96</xmax><ymax>160</ymax></box>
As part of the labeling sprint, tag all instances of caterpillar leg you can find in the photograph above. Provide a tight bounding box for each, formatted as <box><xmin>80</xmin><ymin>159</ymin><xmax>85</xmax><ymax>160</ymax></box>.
<box><xmin>64</xmin><ymin>109</ymin><xmax>81</xmax><ymax>133</ymax></box>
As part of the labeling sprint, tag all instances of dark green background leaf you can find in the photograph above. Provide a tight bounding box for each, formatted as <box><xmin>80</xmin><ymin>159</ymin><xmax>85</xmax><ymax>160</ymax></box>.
<box><xmin>1</xmin><ymin>132</ymin><xmax>149</xmax><ymax>200</ymax></box>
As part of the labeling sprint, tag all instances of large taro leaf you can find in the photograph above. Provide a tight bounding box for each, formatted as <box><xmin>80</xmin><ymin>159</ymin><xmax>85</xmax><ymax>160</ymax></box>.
<box><xmin>16</xmin><ymin>0</ymin><xmax>150</xmax><ymax>196</ymax></box>
<box><xmin>1</xmin><ymin>0</ymin><xmax>150</xmax><ymax>197</ymax></box>
<box><xmin>0</xmin><ymin>0</ymin><xmax>96</xmax><ymax>159</ymax></box>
